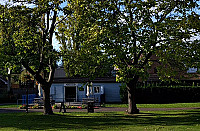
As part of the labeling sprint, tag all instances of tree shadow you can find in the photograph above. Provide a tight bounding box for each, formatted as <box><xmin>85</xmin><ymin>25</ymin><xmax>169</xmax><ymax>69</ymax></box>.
<box><xmin>0</xmin><ymin>110</ymin><xmax>200</xmax><ymax>130</ymax></box>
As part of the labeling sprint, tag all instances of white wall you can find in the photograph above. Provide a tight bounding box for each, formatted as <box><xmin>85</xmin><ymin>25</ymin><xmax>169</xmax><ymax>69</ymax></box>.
<box><xmin>51</xmin><ymin>82</ymin><xmax>122</xmax><ymax>103</ymax></box>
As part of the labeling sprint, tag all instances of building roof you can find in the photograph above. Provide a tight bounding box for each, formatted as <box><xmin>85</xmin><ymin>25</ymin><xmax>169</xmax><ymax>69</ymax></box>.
<box><xmin>53</xmin><ymin>68</ymin><xmax>118</xmax><ymax>83</ymax></box>
<box><xmin>53</xmin><ymin>77</ymin><xmax>117</xmax><ymax>83</ymax></box>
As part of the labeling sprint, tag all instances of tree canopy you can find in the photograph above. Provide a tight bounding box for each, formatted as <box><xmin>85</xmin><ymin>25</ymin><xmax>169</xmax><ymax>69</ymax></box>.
<box><xmin>0</xmin><ymin>0</ymin><xmax>68</xmax><ymax>114</ymax></box>
<box><xmin>59</xmin><ymin>0</ymin><xmax>200</xmax><ymax>114</ymax></box>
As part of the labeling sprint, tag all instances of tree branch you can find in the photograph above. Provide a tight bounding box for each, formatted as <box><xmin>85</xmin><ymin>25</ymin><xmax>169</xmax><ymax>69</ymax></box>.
<box><xmin>22</xmin><ymin>61</ymin><xmax>46</xmax><ymax>85</ymax></box>
<box><xmin>141</xmin><ymin>52</ymin><xmax>153</xmax><ymax>68</ymax></box>
<box><xmin>158</xmin><ymin>4</ymin><xmax>174</xmax><ymax>23</ymax></box>
<box><xmin>47</xmin><ymin>62</ymin><xmax>55</xmax><ymax>84</ymax></box>
<box><xmin>55</xmin><ymin>15</ymin><xmax>68</xmax><ymax>26</ymax></box>
<box><xmin>46</xmin><ymin>9</ymin><xmax>50</xmax><ymax>34</ymax></box>
<box><xmin>49</xmin><ymin>10</ymin><xmax>57</xmax><ymax>45</ymax></box>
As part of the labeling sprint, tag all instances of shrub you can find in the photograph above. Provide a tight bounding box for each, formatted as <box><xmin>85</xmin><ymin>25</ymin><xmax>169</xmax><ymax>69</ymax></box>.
<box><xmin>52</xmin><ymin>104</ymin><xmax>58</xmax><ymax>109</ymax></box>
<box><xmin>119</xmin><ymin>83</ymin><xmax>200</xmax><ymax>104</ymax></box>
<box><xmin>32</xmin><ymin>104</ymin><xmax>39</xmax><ymax>109</ymax></box>
<box><xmin>19</xmin><ymin>104</ymin><xmax>26</xmax><ymax>109</ymax></box>
<box><xmin>120</xmin><ymin>83</ymin><xmax>128</xmax><ymax>103</ymax></box>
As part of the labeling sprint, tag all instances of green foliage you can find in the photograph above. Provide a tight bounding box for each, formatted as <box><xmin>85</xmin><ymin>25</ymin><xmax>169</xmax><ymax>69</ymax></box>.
<box><xmin>52</xmin><ymin>104</ymin><xmax>58</xmax><ymax>109</ymax></box>
<box><xmin>0</xmin><ymin>0</ymin><xmax>68</xmax><ymax>114</ymax></box>
<box><xmin>119</xmin><ymin>85</ymin><xmax>200</xmax><ymax>104</ymax></box>
<box><xmin>57</xmin><ymin>0</ymin><xmax>114</xmax><ymax>79</ymax></box>
<box><xmin>0</xmin><ymin>104</ymin><xmax>18</xmax><ymax>108</ymax></box>
<box><xmin>32</xmin><ymin>104</ymin><xmax>39</xmax><ymax>109</ymax></box>
<box><xmin>59</xmin><ymin>0</ymin><xmax>200</xmax><ymax>83</ymax></box>
<box><xmin>0</xmin><ymin>91</ymin><xmax>9</xmax><ymax>102</ymax></box>
<box><xmin>0</xmin><ymin>90</ymin><xmax>17</xmax><ymax>103</ymax></box>
<box><xmin>0</xmin><ymin>1</ymin><xmax>62</xmax><ymax>83</ymax></box>
<box><xmin>119</xmin><ymin>83</ymin><xmax>128</xmax><ymax>103</ymax></box>
<box><xmin>58</xmin><ymin>1</ymin><xmax>200</xmax><ymax>113</ymax></box>
<box><xmin>19</xmin><ymin>104</ymin><xmax>27</xmax><ymax>109</ymax></box>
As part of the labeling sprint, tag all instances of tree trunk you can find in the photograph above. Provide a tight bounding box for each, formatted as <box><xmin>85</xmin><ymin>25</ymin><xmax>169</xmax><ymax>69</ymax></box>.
<box><xmin>127</xmin><ymin>77</ymin><xmax>139</xmax><ymax>114</ymax></box>
<box><xmin>7</xmin><ymin>73</ymin><xmax>11</xmax><ymax>92</ymax></box>
<box><xmin>7</xmin><ymin>68</ymin><xmax>11</xmax><ymax>92</ymax></box>
<box><xmin>42</xmin><ymin>84</ymin><xmax>53</xmax><ymax>115</ymax></box>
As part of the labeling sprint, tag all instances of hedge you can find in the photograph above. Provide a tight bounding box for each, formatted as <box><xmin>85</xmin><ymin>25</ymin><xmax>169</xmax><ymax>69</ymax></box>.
<box><xmin>120</xmin><ymin>85</ymin><xmax>200</xmax><ymax>104</ymax></box>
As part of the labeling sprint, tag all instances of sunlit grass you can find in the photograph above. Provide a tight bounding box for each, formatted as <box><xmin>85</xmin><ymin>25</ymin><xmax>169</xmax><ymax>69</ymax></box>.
<box><xmin>106</xmin><ymin>102</ymin><xmax>200</xmax><ymax>108</ymax></box>
<box><xmin>1</xmin><ymin>102</ymin><xmax>200</xmax><ymax>109</ymax></box>
<box><xmin>0</xmin><ymin>110</ymin><xmax>200</xmax><ymax>130</ymax></box>
<box><xmin>0</xmin><ymin>104</ymin><xmax>19</xmax><ymax>108</ymax></box>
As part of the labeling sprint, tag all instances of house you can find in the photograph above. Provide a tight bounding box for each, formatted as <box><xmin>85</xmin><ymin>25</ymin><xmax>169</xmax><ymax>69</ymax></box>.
<box><xmin>146</xmin><ymin>55</ymin><xmax>200</xmax><ymax>85</ymax></box>
<box><xmin>50</xmin><ymin>68</ymin><xmax>122</xmax><ymax>103</ymax></box>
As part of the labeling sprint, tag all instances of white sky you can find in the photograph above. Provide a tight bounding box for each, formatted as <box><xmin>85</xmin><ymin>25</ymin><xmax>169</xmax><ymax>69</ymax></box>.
<box><xmin>0</xmin><ymin>0</ymin><xmax>8</xmax><ymax>5</ymax></box>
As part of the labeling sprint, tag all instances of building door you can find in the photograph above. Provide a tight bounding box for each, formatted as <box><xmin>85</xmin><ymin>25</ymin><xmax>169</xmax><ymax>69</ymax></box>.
<box><xmin>65</xmin><ymin>86</ymin><xmax>76</xmax><ymax>102</ymax></box>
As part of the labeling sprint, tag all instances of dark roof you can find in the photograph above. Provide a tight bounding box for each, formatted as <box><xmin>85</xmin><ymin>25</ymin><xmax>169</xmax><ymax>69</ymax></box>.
<box><xmin>147</xmin><ymin>73</ymin><xmax>200</xmax><ymax>82</ymax></box>
<box><xmin>53</xmin><ymin>77</ymin><xmax>117</xmax><ymax>83</ymax></box>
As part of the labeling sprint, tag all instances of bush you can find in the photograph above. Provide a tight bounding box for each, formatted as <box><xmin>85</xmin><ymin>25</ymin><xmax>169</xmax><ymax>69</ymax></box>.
<box><xmin>19</xmin><ymin>104</ymin><xmax>26</xmax><ymax>109</ymax></box>
<box><xmin>120</xmin><ymin>85</ymin><xmax>200</xmax><ymax>104</ymax></box>
<box><xmin>0</xmin><ymin>89</ymin><xmax>17</xmax><ymax>103</ymax></box>
<box><xmin>120</xmin><ymin>83</ymin><xmax>128</xmax><ymax>103</ymax></box>
<box><xmin>52</xmin><ymin>104</ymin><xmax>58</xmax><ymax>109</ymax></box>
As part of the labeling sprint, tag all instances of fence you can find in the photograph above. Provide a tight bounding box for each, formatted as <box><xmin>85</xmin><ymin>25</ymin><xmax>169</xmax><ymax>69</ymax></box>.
<box><xmin>17</xmin><ymin>94</ymin><xmax>37</xmax><ymax>105</ymax></box>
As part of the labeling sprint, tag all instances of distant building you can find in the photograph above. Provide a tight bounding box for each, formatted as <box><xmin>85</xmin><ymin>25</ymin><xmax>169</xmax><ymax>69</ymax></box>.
<box><xmin>147</xmin><ymin>55</ymin><xmax>200</xmax><ymax>84</ymax></box>
<box><xmin>50</xmin><ymin>68</ymin><xmax>122</xmax><ymax>103</ymax></box>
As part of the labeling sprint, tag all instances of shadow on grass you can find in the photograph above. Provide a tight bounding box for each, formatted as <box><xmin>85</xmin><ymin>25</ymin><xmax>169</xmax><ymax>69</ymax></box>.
<box><xmin>0</xmin><ymin>110</ymin><xmax>200</xmax><ymax>130</ymax></box>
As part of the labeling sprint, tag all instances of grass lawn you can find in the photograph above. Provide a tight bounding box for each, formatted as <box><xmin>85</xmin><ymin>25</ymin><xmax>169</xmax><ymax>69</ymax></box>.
<box><xmin>0</xmin><ymin>104</ymin><xmax>19</xmax><ymax>108</ymax></box>
<box><xmin>106</xmin><ymin>102</ymin><xmax>200</xmax><ymax>108</ymax></box>
<box><xmin>0</xmin><ymin>110</ymin><xmax>200</xmax><ymax>130</ymax></box>
<box><xmin>1</xmin><ymin>102</ymin><xmax>200</xmax><ymax>109</ymax></box>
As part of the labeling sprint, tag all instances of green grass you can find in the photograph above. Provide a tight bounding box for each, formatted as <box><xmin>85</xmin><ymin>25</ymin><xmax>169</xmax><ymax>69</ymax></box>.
<box><xmin>0</xmin><ymin>104</ymin><xmax>19</xmax><ymax>108</ymax></box>
<box><xmin>0</xmin><ymin>110</ymin><xmax>200</xmax><ymax>130</ymax></box>
<box><xmin>106</xmin><ymin>102</ymin><xmax>200</xmax><ymax>108</ymax></box>
<box><xmin>1</xmin><ymin>102</ymin><xmax>200</xmax><ymax>109</ymax></box>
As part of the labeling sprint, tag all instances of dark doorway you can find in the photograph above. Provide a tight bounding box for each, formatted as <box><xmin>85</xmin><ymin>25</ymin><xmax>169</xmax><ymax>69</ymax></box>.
<box><xmin>65</xmin><ymin>86</ymin><xmax>76</xmax><ymax>102</ymax></box>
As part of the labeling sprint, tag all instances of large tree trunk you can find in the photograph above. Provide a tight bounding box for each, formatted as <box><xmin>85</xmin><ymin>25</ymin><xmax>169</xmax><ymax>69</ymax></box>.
<box><xmin>7</xmin><ymin>73</ymin><xmax>11</xmax><ymax>92</ymax></box>
<box><xmin>22</xmin><ymin>61</ymin><xmax>55</xmax><ymax>115</ymax></box>
<box><xmin>127</xmin><ymin>76</ymin><xmax>139</xmax><ymax>114</ymax></box>
<box><xmin>42</xmin><ymin>84</ymin><xmax>53</xmax><ymax>115</ymax></box>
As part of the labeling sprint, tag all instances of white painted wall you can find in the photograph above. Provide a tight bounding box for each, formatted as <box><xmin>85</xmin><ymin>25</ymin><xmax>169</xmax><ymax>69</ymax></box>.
<box><xmin>51</xmin><ymin>82</ymin><xmax>122</xmax><ymax>103</ymax></box>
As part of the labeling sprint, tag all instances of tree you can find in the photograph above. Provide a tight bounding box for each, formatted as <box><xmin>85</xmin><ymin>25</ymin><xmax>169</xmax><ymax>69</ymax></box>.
<box><xmin>60</xmin><ymin>0</ymin><xmax>200</xmax><ymax>114</ymax></box>
<box><xmin>0</xmin><ymin>4</ymin><xmax>21</xmax><ymax>92</ymax></box>
<box><xmin>0</xmin><ymin>0</ymin><xmax>68</xmax><ymax>114</ymax></box>
<box><xmin>56</xmin><ymin>1</ymin><xmax>113</xmax><ymax>79</ymax></box>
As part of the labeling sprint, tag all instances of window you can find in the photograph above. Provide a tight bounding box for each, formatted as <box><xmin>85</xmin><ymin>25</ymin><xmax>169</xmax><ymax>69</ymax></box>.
<box><xmin>94</xmin><ymin>86</ymin><xmax>100</xmax><ymax>94</ymax></box>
